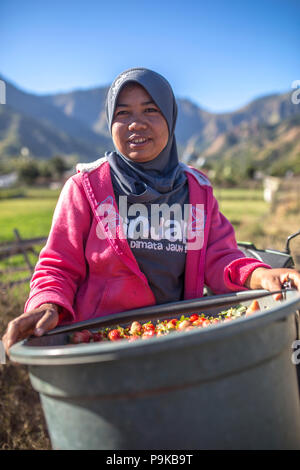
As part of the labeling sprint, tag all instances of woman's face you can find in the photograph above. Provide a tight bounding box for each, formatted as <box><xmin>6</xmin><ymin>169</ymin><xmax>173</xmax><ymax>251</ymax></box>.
<box><xmin>111</xmin><ymin>83</ymin><xmax>169</xmax><ymax>163</ymax></box>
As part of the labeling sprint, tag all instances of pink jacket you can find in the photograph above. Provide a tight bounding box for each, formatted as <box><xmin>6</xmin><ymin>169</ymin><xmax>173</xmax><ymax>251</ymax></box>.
<box><xmin>24</xmin><ymin>158</ymin><xmax>269</xmax><ymax>325</ymax></box>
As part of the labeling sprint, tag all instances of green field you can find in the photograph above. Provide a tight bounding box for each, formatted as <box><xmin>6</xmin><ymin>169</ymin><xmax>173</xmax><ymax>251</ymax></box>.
<box><xmin>0</xmin><ymin>185</ymin><xmax>271</xmax><ymax>284</ymax></box>
<box><xmin>0</xmin><ymin>186</ymin><xmax>268</xmax><ymax>243</ymax></box>
<box><xmin>214</xmin><ymin>188</ymin><xmax>268</xmax><ymax>221</ymax></box>
<box><xmin>0</xmin><ymin>188</ymin><xmax>61</xmax><ymax>283</ymax></box>
<box><xmin>0</xmin><ymin>187</ymin><xmax>61</xmax><ymax>243</ymax></box>
<box><xmin>213</xmin><ymin>187</ymin><xmax>269</xmax><ymax>242</ymax></box>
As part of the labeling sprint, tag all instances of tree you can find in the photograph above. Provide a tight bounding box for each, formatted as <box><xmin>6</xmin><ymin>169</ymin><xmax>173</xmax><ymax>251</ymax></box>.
<box><xmin>18</xmin><ymin>160</ymin><xmax>40</xmax><ymax>185</ymax></box>
<box><xmin>49</xmin><ymin>156</ymin><xmax>69</xmax><ymax>179</ymax></box>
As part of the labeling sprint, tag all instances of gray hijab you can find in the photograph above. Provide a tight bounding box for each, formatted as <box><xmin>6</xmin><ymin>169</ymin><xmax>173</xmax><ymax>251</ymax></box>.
<box><xmin>105</xmin><ymin>67</ymin><xmax>187</xmax><ymax>203</ymax></box>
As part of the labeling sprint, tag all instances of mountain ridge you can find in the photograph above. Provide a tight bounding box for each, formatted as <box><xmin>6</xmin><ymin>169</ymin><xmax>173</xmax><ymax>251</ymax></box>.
<box><xmin>0</xmin><ymin>74</ymin><xmax>299</xmax><ymax>174</ymax></box>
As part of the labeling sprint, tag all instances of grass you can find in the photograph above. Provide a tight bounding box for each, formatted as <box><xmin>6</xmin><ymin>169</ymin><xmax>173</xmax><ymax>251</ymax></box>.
<box><xmin>0</xmin><ymin>251</ymin><xmax>42</xmax><ymax>286</ymax></box>
<box><xmin>0</xmin><ymin>187</ymin><xmax>60</xmax><ymax>243</ymax></box>
<box><xmin>0</xmin><ymin>186</ymin><xmax>268</xmax><ymax>243</ymax></box>
<box><xmin>214</xmin><ymin>186</ymin><xmax>300</xmax><ymax>264</ymax></box>
<box><xmin>214</xmin><ymin>187</ymin><xmax>270</xmax><ymax>244</ymax></box>
<box><xmin>1</xmin><ymin>184</ymin><xmax>298</xmax><ymax>275</ymax></box>
<box><xmin>0</xmin><ymin>182</ymin><xmax>298</xmax><ymax>275</ymax></box>
<box><xmin>214</xmin><ymin>187</ymin><xmax>265</xmax><ymax>201</ymax></box>
<box><xmin>0</xmin><ymin>187</ymin><xmax>60</xmax><ymax>285</ymax></box>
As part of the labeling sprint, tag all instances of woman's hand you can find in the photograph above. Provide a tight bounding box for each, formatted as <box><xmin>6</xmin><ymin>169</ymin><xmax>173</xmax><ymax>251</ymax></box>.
<box><xmin>245</xmin><ymin>267</ymin><xmax>300</xmax><ymax>300</ymax></box>
<box><xmin>2</xmin><ymin>303</ymin><xmax>59</xmax><ymax>356</ymax></box>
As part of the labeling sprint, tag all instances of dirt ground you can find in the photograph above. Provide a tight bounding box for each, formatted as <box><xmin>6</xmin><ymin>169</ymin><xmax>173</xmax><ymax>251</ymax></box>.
<box><xmin>0</xmin><ymin>285</ymin><xmax>51</xmax><ymax>450</ymax></box>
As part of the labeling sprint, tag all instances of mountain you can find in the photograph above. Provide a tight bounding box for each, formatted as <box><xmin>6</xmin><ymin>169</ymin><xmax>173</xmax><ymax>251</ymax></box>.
<box><xmin>42</xmin><ymin>87</ymin><xmax>110</xmax><ymax>137</ymax></box>
<box><xmin>0</xmin><ymin>105</ymin><xmax>105</xmax><ymax>160</ymax></box>
<box><xmin>0</xmin><ymin>76</ymin><xmax>112</xmax><ymax>160</ymax></box>
<box><xmin>0</xmin><ymin>74</ymin><xmax>299</xmax><ymax>173</ymax></box>
<box><xmin>197</xmin><ymin>114</ymin><xmax>300</xmax><ymax>175</ymax></box>
<box><xmin>179</xmin><ymin>92</ymin><xmax>300</xmax><ymax>153</ymax></box>
<box><xmin>40</xmin><ymin>83</ymin><xmax>300</xmax><ymax>165</ymax></box>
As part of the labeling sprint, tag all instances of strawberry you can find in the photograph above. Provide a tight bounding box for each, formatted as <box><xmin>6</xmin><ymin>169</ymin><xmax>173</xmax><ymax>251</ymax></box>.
<box><xmin>189</xmin><ymin>314</ymin><xmax>199</xmax><ymax>322</ymax></box>
<box><xmin>192</xmin><ymin>318</ymin><xmax>205</xmax><ymax>327</ymax></box>
<box><xmin>245</xmin><ymin>300</ymin><xmax>260</xmax><ymax>317</ymax></box>
<box><xmin>142</xmin><ymin>329</ymin><xmax>156</xmax><ymax>339</ymax></box>
<box><xmin>80</xmin><ymin>329</ymin><xmax>93</xmax><ymax>342</ymax></box>
<box><xmin>92</xmin><ymin>332</ymin><xmax>103</xmax><ymax>342</ymax></box>
<box><xmin>129</xmin><ymin>321</ymin><xmax>143</xmax><ymax>335</ymax></box>
<box><xmin>166</xmin><ymin>320</ymin><xmax>177</xmax><ymax>330</ymax></box>
<box><xmin>70</xmin><ymin>329</ymin><xmax>93</xmax><ymax>344</ymax></box>
<box><xmin>143</xmin><ymin>322</ymin><xmax>155</xmax><ymax>332</ymax></box>
<box><xmin>108</xmin><ymin>329</ymin><xmax>122</xmax><ymax>341</ymax></box>
<box><xmin>116</xmin><ymin>326</ymin><xmax>125</xmax><ymax>337</ymax></box>
<box><xmin>70</xmin><ymin>331</ymin><xmax>85</xmax><ymax>344</ymax></box>
<box><xmin>177</xmin><ymin>320</ymin><xmax>192</xmax><ymax>330</ymax></box>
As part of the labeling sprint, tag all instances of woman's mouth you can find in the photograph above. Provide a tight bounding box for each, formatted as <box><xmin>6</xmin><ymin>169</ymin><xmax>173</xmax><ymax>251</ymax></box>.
<box><xmin>128</xmin><ymin>137</ymin><xmax>150</xmax><ymax>148</ymax></box>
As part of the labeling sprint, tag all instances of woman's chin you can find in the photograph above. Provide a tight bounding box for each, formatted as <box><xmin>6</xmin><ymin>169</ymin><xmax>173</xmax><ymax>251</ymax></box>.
<box><xmin>125</xmin><ymin>151</ymin><xmax>158</xmax><ymax>163</ymax></box>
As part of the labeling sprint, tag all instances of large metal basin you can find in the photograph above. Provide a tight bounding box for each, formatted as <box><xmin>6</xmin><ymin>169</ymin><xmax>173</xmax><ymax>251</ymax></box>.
<box><xmin>10</xmin><ymin>290</ymin><xmax>300</xmax><ymax>450</ymax></box>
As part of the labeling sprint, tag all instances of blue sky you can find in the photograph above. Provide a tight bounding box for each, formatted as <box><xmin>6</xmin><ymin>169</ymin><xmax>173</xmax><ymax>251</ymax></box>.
<box><xmin>1</xmin><ymin>0</ymin><xmax>299</xmax><ymax>112</ymax></box>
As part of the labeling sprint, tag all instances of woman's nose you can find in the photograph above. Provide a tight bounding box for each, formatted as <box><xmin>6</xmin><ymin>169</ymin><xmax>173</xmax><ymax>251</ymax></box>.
<box><xmin>128</xmin><ymin>118</ymin><xmax>147</xmax><ymax>131</ymax></box>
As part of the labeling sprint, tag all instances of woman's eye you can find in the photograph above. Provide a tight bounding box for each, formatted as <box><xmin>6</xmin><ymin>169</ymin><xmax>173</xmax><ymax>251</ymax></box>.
<box><xmin>145</xmin><ymin>107</ymin><xmax>159</xmax><ymax>113</ymax></box>
<box><xmin>116</xmin><ymin>110</ymin><xmax>128</xmax><ymax>116</ymax></box>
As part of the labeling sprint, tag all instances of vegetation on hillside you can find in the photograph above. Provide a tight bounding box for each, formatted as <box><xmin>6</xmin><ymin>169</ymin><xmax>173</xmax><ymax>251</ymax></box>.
<box><xmin>192</xmin><ymin>114</ymin><xmax>300</xmax><ymax>180</ymax></box>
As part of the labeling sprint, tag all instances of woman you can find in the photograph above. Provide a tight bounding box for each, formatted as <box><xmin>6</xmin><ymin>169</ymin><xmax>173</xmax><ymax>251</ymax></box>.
<box><xmin>3</xmin><ymin>67</ymin><xmax>300</xmax><ymax>353</ymax></box>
